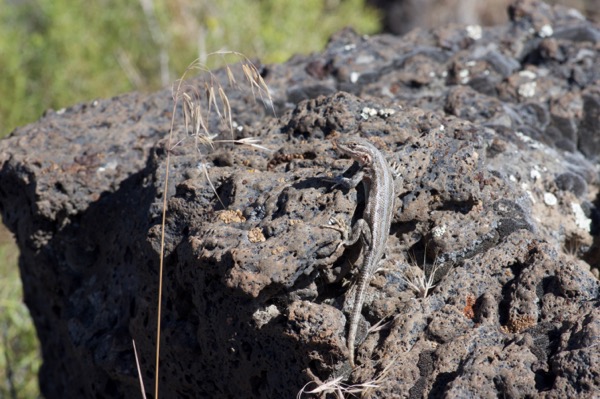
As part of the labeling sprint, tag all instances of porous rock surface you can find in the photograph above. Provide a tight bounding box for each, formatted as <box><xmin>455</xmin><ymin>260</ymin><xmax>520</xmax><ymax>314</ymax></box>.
<box><xmin>1</xmin><ymin>1</ymin><xmax>600</xmax><ymax>397</ymax></box>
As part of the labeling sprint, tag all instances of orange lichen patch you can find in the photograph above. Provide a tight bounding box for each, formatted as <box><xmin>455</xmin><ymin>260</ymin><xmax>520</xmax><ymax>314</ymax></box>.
<box><xmin>503</xmin><ymin>315</ymin><xmax>537</xmax><ymax>333</ymax></box>
<box><xmin>248</xmin><ymin>227</ymin><xmax>266</xmax><ymax>243</ymax></box>
<box><xmin>463</xmin><ymin>293</ymin><xmax>476</xmax><ymax>320</ymax></box>
<box><xmin>217</xmin><ymin>209</ymin><xmax>246</xmax><ymax>223</ymax></box>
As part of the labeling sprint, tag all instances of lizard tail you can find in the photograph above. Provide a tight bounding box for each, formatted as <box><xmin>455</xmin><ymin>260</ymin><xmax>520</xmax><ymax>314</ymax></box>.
<box><xmin>347</xmin><ymin>269</ymin><xmax>371</xmax><ymax>368</ymax></box>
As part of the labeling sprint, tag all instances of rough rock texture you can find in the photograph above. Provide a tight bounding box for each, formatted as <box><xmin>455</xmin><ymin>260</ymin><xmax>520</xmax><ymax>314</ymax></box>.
<box><xmin>1</xmin><ymin>1</ymin><xmax>600</xmax><ymax>398</ymax></box>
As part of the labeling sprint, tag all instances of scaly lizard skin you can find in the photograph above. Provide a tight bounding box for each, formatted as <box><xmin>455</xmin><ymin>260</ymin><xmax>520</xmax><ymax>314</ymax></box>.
<box><xmin>327</xmin><ymin>136</ymin><xmax>395</xmax><ymax>368</ymax></box>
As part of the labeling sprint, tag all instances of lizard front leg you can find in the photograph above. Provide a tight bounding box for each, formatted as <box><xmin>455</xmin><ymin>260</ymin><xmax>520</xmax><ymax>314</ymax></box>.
<box><xmin>326</xmin><ymin>170</ymin><xmax>365</xmax><ymax>190</ymax></box>
<box><xmin>322</xmin><ymin>216</ymin><xmax>371</xmax><ymax>254</ymax></box>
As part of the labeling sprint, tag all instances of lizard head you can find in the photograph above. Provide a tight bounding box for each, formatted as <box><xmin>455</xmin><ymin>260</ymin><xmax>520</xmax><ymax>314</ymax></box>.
<box><xmin>334</xmin><ymin>137</ymin><xmax>376</xmax><ymax>166</ymax></box>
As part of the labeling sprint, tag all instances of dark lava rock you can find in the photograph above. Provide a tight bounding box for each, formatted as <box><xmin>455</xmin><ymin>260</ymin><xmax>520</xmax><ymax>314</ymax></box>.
<box><xmin>1</xmin><ymin>1</ymin><xmax>599</xmax><ymax>398</ymax></box>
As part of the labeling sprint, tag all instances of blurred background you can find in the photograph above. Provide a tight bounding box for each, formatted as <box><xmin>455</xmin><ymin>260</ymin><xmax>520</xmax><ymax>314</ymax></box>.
<box><xmin>0</xmin><ymin>0</ymin><xmax>596</xmax><ymax>396</ymax></box>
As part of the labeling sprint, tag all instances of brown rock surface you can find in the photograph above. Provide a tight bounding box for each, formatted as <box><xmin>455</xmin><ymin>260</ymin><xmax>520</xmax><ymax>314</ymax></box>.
<box><xmin>1</xmin><ymin>1</ymin><xmax>599</xmax><ymax>397</ymax></box>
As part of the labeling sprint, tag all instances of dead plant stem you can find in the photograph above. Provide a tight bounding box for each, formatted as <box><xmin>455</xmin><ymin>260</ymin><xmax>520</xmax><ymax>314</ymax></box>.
<box><xmin>154</xmin><ymin>77</ymin><xmax>184</xmax><ymax>399</ymax></box>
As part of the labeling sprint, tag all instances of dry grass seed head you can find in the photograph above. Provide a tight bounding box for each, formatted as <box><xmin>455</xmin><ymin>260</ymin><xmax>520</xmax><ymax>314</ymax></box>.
<box><xmin>562</xmin><ymin>235</ymin><xmax>589</xmax><ymax>260</ymax></box>
<box><xmin>360</xmin><ymin>357</ymin><xmax>397</xmax><ymax>398</ymax></box>
<box><xmin>154</xmin><ymin>52</ymin><xmax>274</xmax><ymax>399</ymax></box>
<box><xmin>296</xmin><ymin>357</ymin><xmax>396</xmax><ymax>399</ymax></box>
<box><xmin>297</xmin><ymin>375</ymin><xmax>379</xmax><ymax>399</ymax></box>
<box><xmin>173</xmin><ymin>51</ymin><xmax>273</xmax><ymax>150</ymax></box>
<box><xmin>400</xmin><ymin>250</ymin><xmax>442</xmax><ymax>299</ymax></box>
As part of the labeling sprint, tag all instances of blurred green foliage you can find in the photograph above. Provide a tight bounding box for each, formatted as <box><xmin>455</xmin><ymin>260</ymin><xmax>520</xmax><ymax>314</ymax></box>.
<box><xmin>0</xmin><ymin>231</ymin><xmax>41</xmax><ymax>398</ymax></box>
<box><xmin>0</xmin><ymin>1</ymin><xmax>380</xmax><ymax>397</ymax></box>
<box><xmin>0</xmin><ymin>0</ymin><xmax>380</xmax><ymax>138</ymax></box>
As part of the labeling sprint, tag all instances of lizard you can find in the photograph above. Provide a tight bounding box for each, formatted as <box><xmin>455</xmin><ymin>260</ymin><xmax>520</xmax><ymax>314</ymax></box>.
<box><xmin>324</xmin><ymin>136</ymin><xmax>395</xmax><ymax>368</ymax></box>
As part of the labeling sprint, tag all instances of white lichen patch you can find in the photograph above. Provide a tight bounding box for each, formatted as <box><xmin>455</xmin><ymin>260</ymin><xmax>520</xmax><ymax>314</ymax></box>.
<box><xmin>379</xmin><ymin>108</ymin><xmax>396</xmax><ymax>117</ymax></box>
<box><xmin>571</xmin><ymin>202</ymin><xmax>591</xmax><ymax>231</ymax></box>
<box><xmin>544</xmin><ymin>192</ymin><xmax>557</xmax><ymax>206</ymax></box>
<box><xmin>459</xmin><ymin>69</ymin><xmax>470</xmax><ymax>84</ymax></box>
<box><xmin>360</xmin><ymin>106</ymin><xmax>397</xmax><ymax>120</ymax></box>
<box><xmin>518</xmin><ymin>81</ymin><xmax>537</xmax><ymax>98</ymax></box>
<box><xmin>539</xmin><ymin>24</ymin><xmax>553</xmax><ymax>38</ymax></box>
<box><xmin>515</xmin><ymin>131</ymin><xmax>544</xmax><ymax>149</ymax></box>
<box><xmin>432</xmin><ymin>225</ymin><xmax>447</xmax><ymax>238</ymax></box>
<box><xmin>361</xmin><ymin>107</ymin><xmax>378</xmax><ymax>120</ymax></box>
<box><xmin>466</xmin><ymin>25</ymin><xmax>482</xmax><ymax>40</ymax></box>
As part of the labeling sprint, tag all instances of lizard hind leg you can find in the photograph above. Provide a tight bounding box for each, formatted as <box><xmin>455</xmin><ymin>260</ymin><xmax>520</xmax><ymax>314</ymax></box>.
<box><xmin>321</xmin><ymin>216</ymin><xmax>351</xmax><ymax>254</ymax></box>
